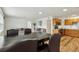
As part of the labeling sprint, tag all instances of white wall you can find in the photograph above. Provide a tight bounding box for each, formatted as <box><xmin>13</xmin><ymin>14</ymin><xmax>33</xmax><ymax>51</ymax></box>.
<box><xmin>4</xmin><ymin>16</ymin><xmax>52</xmax><ymax>35</ymax></box>
<box><xmin>5</xmin><ymin>17</ymin><xmax>29</xmax><ymax>30</ymax></box>
<box><xmin>0</xmin><ymin>8</ymin><xmax>4</xmax><ymax>49</ymax></box>
<box><xmin>4</xmin><ymin>16</ymin><xmax>36</xmax><ymax>35</ymax></box>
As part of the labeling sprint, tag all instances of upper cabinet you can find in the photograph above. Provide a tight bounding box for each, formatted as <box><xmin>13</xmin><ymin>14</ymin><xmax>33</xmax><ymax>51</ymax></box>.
<box><xmin>65</xmin><ymin>18</ymin><xmax>79</xmax><ymax>25</ymax></box>
<box><xmin>53</xmin><ymin>18</ymin><xmax>61</xmax><ymax>25</ymax></box>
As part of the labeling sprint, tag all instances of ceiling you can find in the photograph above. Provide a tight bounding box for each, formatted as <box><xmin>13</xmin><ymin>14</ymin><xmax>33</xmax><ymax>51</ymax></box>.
<box><xmin>2</xmin><ymin>7</ymin><xmax>79</xmax><ymax>20</ymax></box>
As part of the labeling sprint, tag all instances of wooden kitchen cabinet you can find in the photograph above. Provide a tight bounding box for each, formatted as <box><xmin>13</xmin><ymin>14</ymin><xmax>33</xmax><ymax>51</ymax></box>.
<box><xmin>65</xmin><ymin>18</ymin><xmax>79</xmax><ymax>25</ymax></box>
<box><xmin>65</xmin><ymin>20</ymin><xmax>73</xmax><ymax>25</ymax></box>
<box><xmin>53</xmin><ymin>18</ymin><xmax>61</xmax><ymax>25</ymax></box>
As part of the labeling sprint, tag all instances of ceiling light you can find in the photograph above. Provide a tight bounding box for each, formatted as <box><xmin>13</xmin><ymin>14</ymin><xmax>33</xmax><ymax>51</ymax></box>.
<box><xmin>63</xmin><ymin>9</ymin><xmax>68</xmax><ymax>12</ymax></box>
<box><xmin>38</xmin><ymin>11</ymin><xmax>43</xmax><ymax>14</ymax></box>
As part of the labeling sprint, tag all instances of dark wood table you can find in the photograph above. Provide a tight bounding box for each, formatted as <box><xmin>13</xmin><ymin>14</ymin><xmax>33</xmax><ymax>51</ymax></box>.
<box><xmin>2</xmin><ymin>32</ymin><xmax>50</xmax><ymax>52</ymax></box>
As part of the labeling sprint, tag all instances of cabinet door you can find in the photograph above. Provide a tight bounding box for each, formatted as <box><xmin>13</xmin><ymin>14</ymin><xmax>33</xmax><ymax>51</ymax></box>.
<box><xmin>65</xmin><ymin>20</ymin><xmax>73</xmax><ymax>25</ymax></box>
<box><xmin>53</xmin><ymin>18</ymin><xmax>61</xmax><ymax>25</ymax></box>
<box><xmin>65</xmin><ymin>18</ymin><xmax>79</xmax><ymax>25</ymax></box>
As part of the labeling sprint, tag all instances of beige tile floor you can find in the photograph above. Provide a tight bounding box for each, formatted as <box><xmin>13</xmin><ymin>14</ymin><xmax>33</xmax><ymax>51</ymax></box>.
<box><xmin>60</xmin><ymin>36</ymin><xmax>79</xmax><ymax>52</ymax></box>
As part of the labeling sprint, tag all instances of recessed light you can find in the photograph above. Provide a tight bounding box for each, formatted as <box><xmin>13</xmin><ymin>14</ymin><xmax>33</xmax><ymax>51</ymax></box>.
<box><xmin>63</xmin><ymin>9</ymin><xmax>68</xmax><ymax>12</ymax></box>
<box><xmin>38</xmin><ymin>11</ymin><xmax>43</xmax><ymax>14</ymax></box>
